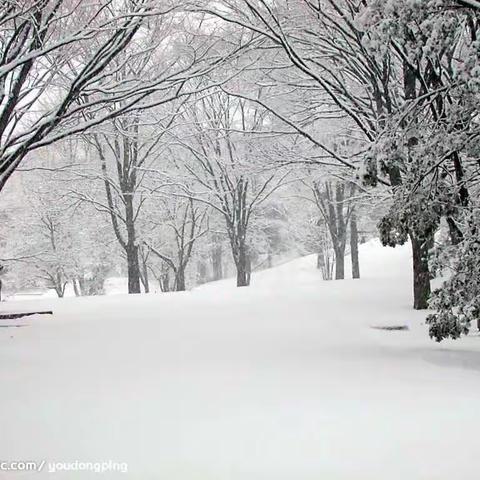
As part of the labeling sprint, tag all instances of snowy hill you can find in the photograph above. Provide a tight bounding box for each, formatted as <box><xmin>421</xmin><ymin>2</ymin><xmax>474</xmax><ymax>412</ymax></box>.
<box><xmin>1</xmin><ymin>240</ymin><xmax>480</xmax><ymax>479</ymax></box>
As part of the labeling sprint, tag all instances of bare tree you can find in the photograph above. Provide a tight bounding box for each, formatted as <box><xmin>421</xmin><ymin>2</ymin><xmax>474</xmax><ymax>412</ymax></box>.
<box><xmin>0</xmin><ymin>0</ymin><xmax>251</xmax><ymax>192</ymax></box>
<box><xmin>312</xmin><ymin>180</ymin><xmax>356</xmax><ymax>280</ymax></box>
<box><xmin>146</xmin><ymin>198</ymin><xmax>208</xmax><ymax>291</ymax></box>
<box><xmin>176</xmin><ymin>91</ymin><xmax>290</xmax><ymax>286</ymax></box>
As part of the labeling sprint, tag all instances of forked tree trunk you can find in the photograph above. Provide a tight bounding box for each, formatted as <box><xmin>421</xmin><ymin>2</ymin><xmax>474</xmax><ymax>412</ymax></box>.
<box><xmin>350</xmin><ymin>211</ymin><xmax>360</xmax><ymax>279</ymax></box>
<box><xmin>410</xmin><ymin>233</ymin><xmax>431</xmax><ymax>310</ymax></box>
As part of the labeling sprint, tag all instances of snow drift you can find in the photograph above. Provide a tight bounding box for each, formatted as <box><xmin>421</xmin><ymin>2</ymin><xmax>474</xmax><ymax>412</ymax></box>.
<box><xmin>1</xmin><ymin>240</ymin><xmax>479</xmax><ymax>480</ymax></box>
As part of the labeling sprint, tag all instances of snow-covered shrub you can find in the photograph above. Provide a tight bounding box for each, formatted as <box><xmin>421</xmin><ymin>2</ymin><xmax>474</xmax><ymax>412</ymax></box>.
<box><xmin>427</xmin><ymin>212</ymin><xmax>480</xmax><ymax>341</ymax></box>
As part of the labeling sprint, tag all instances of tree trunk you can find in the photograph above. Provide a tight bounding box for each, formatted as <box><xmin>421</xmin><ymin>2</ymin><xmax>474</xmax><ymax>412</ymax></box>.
<box><xmin>246</xmin><ymin>252</ymin><xmax>252</xmax><ymax>286</ymax></box>
<box><xmin>350</xmin><ymin>211</ymin><xmax>360</xmax><ymax>279</ymax></box>
<box><xmin>334</xmin><ymin>248</ymin><xmax>345</xmax><ymax>280</ymax></box>
<box><xmin>73</xmin><ymin>279</ymin><xmax>81</xmax><ymax>297</ymax></box>
<box><xmin>175</xmin><ymin>267</ymin><xmax>186</xmax><ymax>292</ymax></box>
<box><xmin>140</xmin><ymin>257</ymin><xmax>150</xmax><ymax>293</ymax></box>
<box><xmin>78</xmin><ymin>276</ymin><xmax>87</xmax><ymax>295</ymax></box>
<box><xmin>159</xmin><ymin>271</ymin><xmax>170</xmax><ymax>292</ymax></box>
<box><xmin>236</xmin><ymin>244</ymin><xmax>250</xmax><ymax>287</ymax></box>
<box><xmin>211</xmin><ymin>241</ymin><xmax>223</xmax><ymax>281</ymax></box>
<box><xmin>197</xmin><ymin>260</ymin><xmax>207</xmax><ymax>285</ymax></box>
<box><xmin>317</xmin><ymin>252</ymin><xmax>324</xmax><ymax>270</ymax></box>
<box><xmin>267</xmin><ymin>252</ymin><xmax>273</xmax><ymax>268</ymax></box>
<box><xmin>410</xmin><ymin>233</ymin><xmax>431</xmax><ymax>310</ymax></box>
<box><xmin>124</xmin><ymin>185</ymin><xmax>141</xmax><ymax>294</ymax></box>
<box><xmin>126</xmin><ymin>242</ymin><xmax>141</xmax><ymax>294</ymax></box>
<box><xmin>236</xmin><ymin>267</ymin><xmax>249</xmax><ymax>287</ymax></box>
<box><xmin>54</xmin><ymin>271</ymin><xmax>65</xmax><ymax>298</ymax></box>
<box><xmin>446</xmin><ymin>217</ymin><xmax>463</xmax><ymax>246</ymax></box>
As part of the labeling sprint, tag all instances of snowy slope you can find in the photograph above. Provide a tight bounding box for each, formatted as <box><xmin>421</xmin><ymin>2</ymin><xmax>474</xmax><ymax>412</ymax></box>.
<box><xmin>0</xmin><ymin>240</ymin><xmax>479</xmax><ymax>480</ymax></box>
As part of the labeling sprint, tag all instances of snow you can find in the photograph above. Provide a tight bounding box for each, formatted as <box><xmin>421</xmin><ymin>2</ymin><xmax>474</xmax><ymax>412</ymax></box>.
<box><xmin>6</xmin><ymin>276</ymin><xmax>152</xmax><ymax>301</ymax></box>
<box><xmin>1</xmin><ymin>240</ymin><xmax>480</xmax><ymax>479</ymax></box>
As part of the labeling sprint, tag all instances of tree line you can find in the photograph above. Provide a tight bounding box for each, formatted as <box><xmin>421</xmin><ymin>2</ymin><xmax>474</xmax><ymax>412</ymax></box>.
<box><xmin>1</xmin><ymin>0</ymin><xmax>479</xmax><ymax>341</ymax></box>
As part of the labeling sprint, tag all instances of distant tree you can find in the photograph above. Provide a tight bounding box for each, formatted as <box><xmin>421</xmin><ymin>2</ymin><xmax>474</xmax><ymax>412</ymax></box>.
<box><xmin>350</xmin><ymin>207</ymin><xmax>360</xmax><ymax>279</ymax></box>
<box><xmin>145</xmin><ymin>197</ymin><xmax>208</xmax><ymax>292</ymax></box>
<box><xmin>311</xmin><ymin>180</ymin><xmax>356</xmax><ymax>280</ymax></box>
<box><xmin>176</xmin><ymin>91</ymin><xmax>290</xmax><ymax>286</ymax></box>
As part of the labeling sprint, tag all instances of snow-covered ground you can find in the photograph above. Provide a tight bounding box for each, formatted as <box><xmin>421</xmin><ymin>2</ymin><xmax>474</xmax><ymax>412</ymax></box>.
<box><xmin>1</xmin><ymin>240</ymin><xmax>479</xmax><ymax>479</ymax></box>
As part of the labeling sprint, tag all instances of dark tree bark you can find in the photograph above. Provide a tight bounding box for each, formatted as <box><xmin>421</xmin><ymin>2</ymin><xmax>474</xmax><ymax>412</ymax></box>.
<box><xmin>124</xmin><ymin>177</ymin><xmax>141</xmax><ymax>293</ymax></box>
<box><xmin>126</xmin><ymin>242</ymin><xmax>141</xmax><ymax>294</ymax></box>
<box><xmin>174</xmin><ymin>267</ymin><xmax>186</xmax><ymax>292</ymax></box>
<box><xmin>220</xmin><ymin>177</ymin><xmax>252</xmax><ymax>288</ymax></box>
<box><xmin>410</xmin><ymin>233</ymin><xmax>431</xmax><ymax>310</ymax></box>
<box><xmin>334</xmin><ymin>246</ymin><xmax>345</xmax><ymax>280</ymax></box>
<box><xmin>404</xmin><ymin>58</ymin><xmax>432</xmax><ymax>310</ymax></box>
<box><xmin>235</xmin><ymin>243</ymin><xmax>250</xmax><ymax>287</ymax></box>
<box><xmin>95</xmin><ymin>131</ymin><xmax>141</xmax><ymax>294</ymax></box>
<box><xmin>332</xmin><ymin>183</ymin><xmax>346</xmax><ymax>280</ymax></box>
<box><xmin>73</xmin><ymin>279</ymin><xmax>81</xmax><ymax>297</ymax></box>
<box><xmin>78</xmin><ymin>276</ymin><xmax>86</xmax><ymax>295</ymax></box>
<box><xmin>126</xmin><ymin>245</ymin><xmax>141</xmax><ymax>294</ymax></box>
<box><xmin>350</xmin><ymin>210</ymin><xmax>360</xmax><ymax>279</ymax></box>
<box><xmin>236</xmin><ymin>265</ymin><xmax>249</xmax><ymax>287</ymax></box>
<box><xmin>446</xmin><ymin>217</ymin><xmax>463</xmax><ymax>246</ymax></box>
<box><xmin>445</xmin><ymin>152</ymin><xmax>469</xmax><ymax>245</ymax></box>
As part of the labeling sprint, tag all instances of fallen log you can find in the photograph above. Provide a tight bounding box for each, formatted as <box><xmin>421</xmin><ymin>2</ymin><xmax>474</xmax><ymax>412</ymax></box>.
<box><xmin>0</xmin><ymin>310</ymin><xmax>53</xmax><ymax>320</ymax></box>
